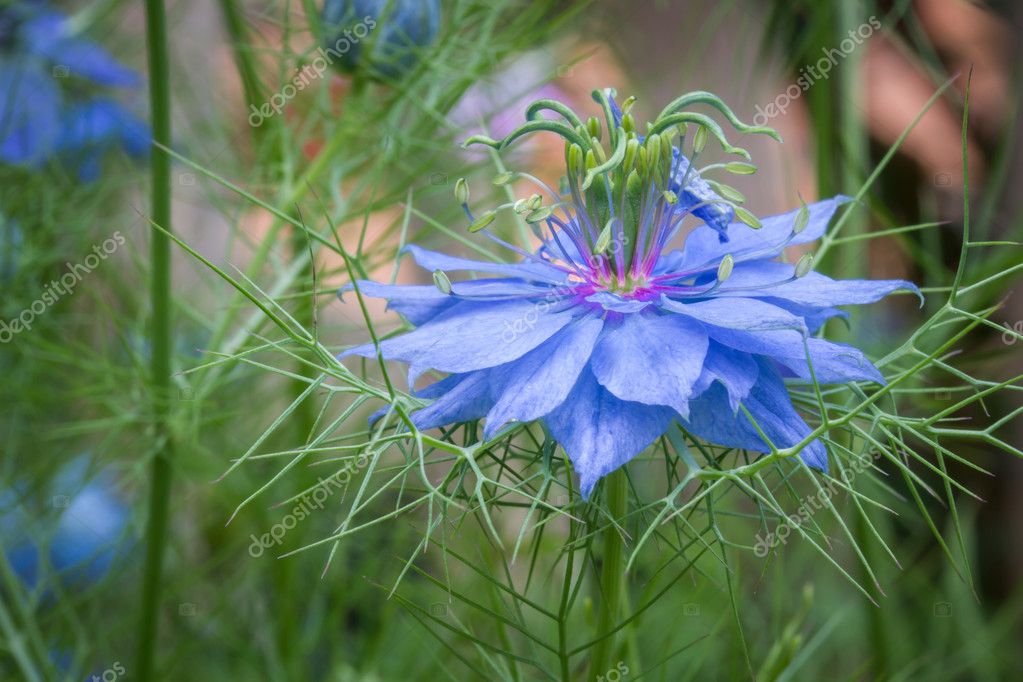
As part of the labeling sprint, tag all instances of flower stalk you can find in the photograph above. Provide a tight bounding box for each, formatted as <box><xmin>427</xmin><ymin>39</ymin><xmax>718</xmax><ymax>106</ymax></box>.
<box><xmin>591</xmin><ymin>469</ymin><xmax>629</xmax><ymax>678</ymax></box>
<box><xmin>137</xmin><ymin>0</ymin><xmax>173</xmax><ymax>678</ymax></box>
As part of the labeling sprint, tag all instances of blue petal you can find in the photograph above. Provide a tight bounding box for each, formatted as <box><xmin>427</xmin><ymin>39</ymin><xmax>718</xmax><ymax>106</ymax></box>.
<box><xmin>343</xmin><ymin>278</ymin><xmax>552</xmax><ymax>325</ymax></box>
<box><xmin>340</xmin><ymin>298</ymin><xmax>578</xmax><ymax>384</ymax></box>
<box><xmin>723</xmin><ymin>261</ymin><xmax>922</xmax><ymax>307</ymax></box>
<box><xmin>660</xmin><ymin>295</ymin><xmax>808</xmax><ymax>333</ymax></box>
<box><xmin>683</xmin><ymin>360</ymin><xmax>828</xmax><ymax>470</ymax></box>
<box><xmin>706</xmin><ymin>328</ymin><xmax>885</xmax><ymax>385</ymax></box>
<box><xmin>545</xmin><ymin>366</ymin><xmax>675</xmax><ymax>498</ymax></box>
<box><xmin>403</xmin><ymin>244</ymin><xmax>569</xmax><ymax>284</ymax></box>
<box><xmin>673</xmin><ymin>196</ymin><xmax>851</xmax><ymax>273</ymax></box>
<box><xmin>0</xmin><ymin>61</ymin><xmax>62</xmax><ymax>165</ymax></box>
<box><xmin>670</xmin><ymin>149</ymin><xmax>734</xmax><ymax>237</ymax></box>
<box><xmin>411</xmin><ymin>370</ymin><xmax>494</xmax><ymax>430</ymax></box>
<box><xmin>691</xmin><ymin>342</ymin><xmax>759</xmax><ymax>412</ymax></box>
<box><xmin>589</xmin><ymin>311</ymin><xmax>707</xmax><ymax>418</ymax></box>
<box><xmin>21</xmin><ymin>13</ymin><xmax>141</xmax><ymax>88</ymax></box>
<box><xmin>485</xmin><ymin>315</ymin><xmax>604</xmax><ymax>437</ymax></box>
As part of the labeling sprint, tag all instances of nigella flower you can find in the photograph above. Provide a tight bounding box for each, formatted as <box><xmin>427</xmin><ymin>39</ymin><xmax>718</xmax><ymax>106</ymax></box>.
<box><xmin>321</xmin><ymin>0</ymin><xmax>440</xmax><ymax>80</ymax></box>
<box><xmin>1</xmin><ymin>455</ymin><xmax>130</xmax><ymax>589</ymax></box>
<box><xmin>0</xmin><ymin>0</ymin><xmax>149</xmax><ymax>180</ymax></box>
<box><xmin>341</xmin><ymin>89</ymin><xmax>919</xmax><ymax>497</ymax></box>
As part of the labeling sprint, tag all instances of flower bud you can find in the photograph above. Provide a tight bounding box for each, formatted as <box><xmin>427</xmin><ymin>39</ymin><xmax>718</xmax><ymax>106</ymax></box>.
<box><xmin>321</xmin><ymin>0</ymin><xmax>441</xmax><ymax>80</ymax></box>
<box><xmin>454</xmin><ymin>177</ymin><xmax>469</xmax><ymax>205</ymax></box>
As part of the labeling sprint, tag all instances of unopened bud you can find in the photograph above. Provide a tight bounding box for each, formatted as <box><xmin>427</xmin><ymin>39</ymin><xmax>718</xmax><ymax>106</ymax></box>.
<box><xmin>454</xmin><ymin>177</ymin><xmax>469</xmax><ymax>205</ymax></box>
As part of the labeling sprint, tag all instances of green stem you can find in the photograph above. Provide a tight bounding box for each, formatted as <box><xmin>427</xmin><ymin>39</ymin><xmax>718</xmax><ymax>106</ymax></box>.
<box><xmin>137</xmin><ymin>0</ymin><xmax>174</xmax><ymax>679</ymax></box>
<box><xmin>590</xmin><ymin>469</ymin><xmax>628</xmax><ymax>680</ymax></box>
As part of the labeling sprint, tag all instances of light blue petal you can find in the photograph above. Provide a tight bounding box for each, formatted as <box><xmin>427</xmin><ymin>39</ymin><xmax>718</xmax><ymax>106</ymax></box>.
<box><xmin>691</xmin><ymin>342</ymin><xmax>759</xmax><ymax>412</ymax></box>
<box><xmin>340</xmin><ymin>298</ymin><xmax>578</xmax><ymax>384</ymax></box>
<box><xmin>683</xmin><ymin>360</ymin><xmax>828</xmax><ymax>471</ymax></box>
<box><xmin>545</xmin><ymin>366</ymin><xmax>675</xmax><ymax>498</ymax></box>
<box><xmin>660</xmin><ymin>295</ymin><xmax>808</xmax><ymax>333</ymax></box>
<box><xmin>706</xmin><ymin>328</ymin><xmax>884</xmax><ymax>385</ymax></box>
<box><xmin>411</xmin><ymin>370</ymin><xmax>494</xmax><ymax>430</ymax></box>
<box><xmin>723</xmin><ymin>261</ymin><xmax>922</xmax><ymax>307</ymax></box>
<box><xmin>674</xmin><ymin>196</ymin><xmax>851</xmax><ymax>272</ymax></box>
<box><xmin>403</xmin><ymin>244</ymin><xmax>569</xmax><ymax>284</ymax></box>
<box><xmin>343</xmin><ymin>278</ymin><xmax>553</xmax><ymax>325</ymax></box>
<box><xmin>484</xmin><ymin>315</ymin><xmax>604</xmax><ymax>437</ymax></box>
<box><xmin>589</xmin><ymin>312</ymin><xmax>707</xmax><ymax>417</ymax></box>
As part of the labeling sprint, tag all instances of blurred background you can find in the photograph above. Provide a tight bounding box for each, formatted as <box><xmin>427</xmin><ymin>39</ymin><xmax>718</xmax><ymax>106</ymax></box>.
<box><xmin>1</xmin><ymin>0</ymin><xmax>1022</xmax><ymax>679</ymax></box>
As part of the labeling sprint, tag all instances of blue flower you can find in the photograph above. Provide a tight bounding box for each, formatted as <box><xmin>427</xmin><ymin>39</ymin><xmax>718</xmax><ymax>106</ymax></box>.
<box><xmin>340</xmin><ymin>90</ymin><xmax>919</xmax><ymax>497</ymax></box>
<box><xmin>0</xmin><ymin>1</ymin><xmax>149</xmax><ymax>179</ymax></box>
<box><xmin>1</xmin><ymin>455</ymin><xmax>131</xmax><ymax>589</ymax></box>
<box><xmin>321</xmin><ymin>0</ymin><xmax>440</xmax><ymax>79</ymax></box>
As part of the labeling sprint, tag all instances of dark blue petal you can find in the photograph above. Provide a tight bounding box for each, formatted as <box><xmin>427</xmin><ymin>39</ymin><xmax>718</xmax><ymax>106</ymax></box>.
<box><xmin>21</xmin><ymin>13</ymin><xmax>141</xmax><ymax>87</ymax></box>
<box><xmin>0</xmin><ymin>61</ymin><xmax>62</xmax><ymax>165</ymax></box>
<box><xmin>670</xmin><ymin>149</ymin><xmax>734</xmax><ymax>238</ymax></box>
<box><xmin>590</xmin><ymin>311</ymin><xmax>708</xmax><ymax>417</ymax></box>
<box><xmin>485</xmin><ymin>315</ymin><xmax>604</xmax><ymax>437</ymax></box>
<box><xmin>545</xmin><ymin>366</ymin><xmax>675</xmax><ymax>498</ymax></box>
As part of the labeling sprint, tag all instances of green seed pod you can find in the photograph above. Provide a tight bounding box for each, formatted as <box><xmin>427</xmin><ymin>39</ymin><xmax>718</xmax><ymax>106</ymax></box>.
<box><xmin>586</xmin><ymin>116</ymin><xmax>602</xmax><ymax>142</ymax></box>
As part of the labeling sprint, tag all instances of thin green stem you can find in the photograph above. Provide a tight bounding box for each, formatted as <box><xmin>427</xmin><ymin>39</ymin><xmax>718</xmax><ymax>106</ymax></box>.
<box><xmin>590</xmin><ymin>469</ymin><xmax>628</xmax><ymax>679</ymax></box>
<box><xmin>137</xmin><ymin>0</ymin><xmax>174</xmax><ymax>679</ymax></box>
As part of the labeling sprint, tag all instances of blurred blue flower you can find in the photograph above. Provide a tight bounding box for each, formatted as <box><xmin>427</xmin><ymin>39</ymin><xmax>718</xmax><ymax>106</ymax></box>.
<box><xmin>341</xmin><ymin>90</ymin><xmax>921</xmax><ymax>497</ymax></box>
<box><xmin>321</xmin><ymin>0</ymin><xmax>440</xmax><ymax>79</ymax></box>
<box><xmin>0</xmin><ymin>1</ymin><xmax>149</xmax><ymax>180</ymax></box>
<box><xmin>2</xmin><ymin>456</ymin><xmax>131</xmax><ymax>589</ymax></box>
